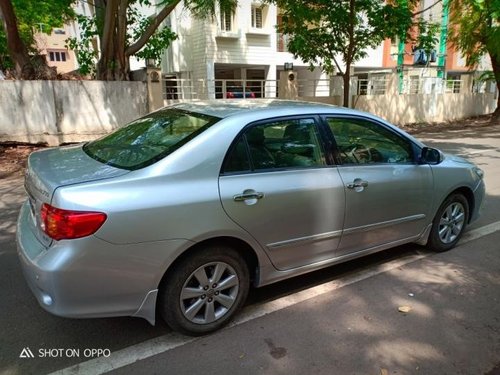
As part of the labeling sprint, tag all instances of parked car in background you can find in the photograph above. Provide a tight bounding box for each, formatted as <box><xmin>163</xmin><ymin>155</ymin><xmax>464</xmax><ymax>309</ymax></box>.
<box><xmin>226</xmin><ymin>85</ymin><xmax>256</xmax><ymax>98</ymax></box>
<box><xmin>17</xmin><ymin>100</ymin><xmax>485</xmax><ymax>336</ymax></box>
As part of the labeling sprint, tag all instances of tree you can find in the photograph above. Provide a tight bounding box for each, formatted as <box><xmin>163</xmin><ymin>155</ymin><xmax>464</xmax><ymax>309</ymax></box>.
<box><xmin>449</xmin><ymin>0</ymin><xmax>500</xmax><ymax>120</ymax></box>
<box><xmin>71</xmin><ymin>0</ymin><xmax>235</xmax><ymax>80</ymax></box>
<box><xmin>271</xmin><ymin>0</ymin><xmax>417</xmax><ymax>107</ymax></box>
<box><xmin>0</xmin><ymin>0</ymin><xmax>75</xmax><ymax>78</ymax></box>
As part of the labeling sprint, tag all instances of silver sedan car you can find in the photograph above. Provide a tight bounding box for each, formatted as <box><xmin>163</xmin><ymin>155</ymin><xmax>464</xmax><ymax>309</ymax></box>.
<box><xmin>17</xmin><ymin>100</ymin><xmax>485</xmax><ymax>335</ymax></box>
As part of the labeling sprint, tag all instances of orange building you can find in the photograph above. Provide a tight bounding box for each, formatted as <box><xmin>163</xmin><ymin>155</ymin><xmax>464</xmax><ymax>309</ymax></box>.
<box><xmin>34</xmin><ymin>26</ymin><xmax>78</xmax><ymax>74</ymax></box>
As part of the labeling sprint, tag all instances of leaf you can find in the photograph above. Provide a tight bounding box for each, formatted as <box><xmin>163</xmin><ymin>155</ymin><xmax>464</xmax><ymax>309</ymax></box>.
<box><xmin>398</xmin><ymin>305</ymin><xmax>412</xmax><ymax>313</ymax></box>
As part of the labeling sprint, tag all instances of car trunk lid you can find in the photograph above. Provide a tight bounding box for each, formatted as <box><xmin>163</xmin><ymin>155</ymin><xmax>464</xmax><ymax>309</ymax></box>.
<box><xmin>24</xmin><ymin>145</ymin><xmax>129</xmax><ymax>248</ymax></box>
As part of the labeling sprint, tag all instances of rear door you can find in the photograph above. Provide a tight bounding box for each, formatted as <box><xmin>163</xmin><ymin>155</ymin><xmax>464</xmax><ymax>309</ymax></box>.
<box><xmin>325</xmin><ymin>116</ymin><xmax>434</xmax><ymax>256</ymax></box>
<box><xmin>218</xmin><ymin>116</ymin><xmax>345</xmax><ymax>271</ymax></box>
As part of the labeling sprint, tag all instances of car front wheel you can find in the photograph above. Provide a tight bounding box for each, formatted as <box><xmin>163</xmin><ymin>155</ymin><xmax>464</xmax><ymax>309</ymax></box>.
<box><xmin>159</xmin><ymin>246</ymin><xmax>250</xmax><ymax>336</ymax></box>
<box><xmin>427</xmin><ymin>193</ymin><xmax>469</xmax><ymax>252</ymax></box>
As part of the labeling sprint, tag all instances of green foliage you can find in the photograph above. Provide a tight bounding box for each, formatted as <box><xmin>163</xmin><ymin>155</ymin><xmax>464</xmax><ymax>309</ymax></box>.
<box><xmin>477</xmin><ymin>71</ymin><xmax>496</xmax><ymax>81</ymax></box>
<box><xmin>450</xmin><ymin>0</ymin><xmax>500</xmax><ymax>69</ymax></box>
<box><xmin>0</xmin><ymin>0</ymin><xmax>75</xmax><ymax>70</ymax></box>
<box><xmin>12</xmin><ymin>0</ymin><xmax>75</xmax><ymax>37</ymax></box>
<box><xmin>273</xmin><ymin>0</ymin><xmax>415</xmax><ymax>75</ymax></box>
<box><xmin>416</xmin><ymin>20</ymin><xmax>440</xmax><ymax>54</ymax></box>
<box><xmin>128</xmin><ymin>4</ymin><xmax>177</xmax><ymax>66</ymax></box>
<box><xmin>0</xmin><ymin>29</ymin><xmax>12</xmax><ymax>69</ymax></box>
<box><xmin>70</xmin><ymin>0</ymin><xmax>179</xmax><ymax>73</ymax></box>
<box><xmin>66</xmin><ymin>15</ymin><xmax>99</xmax><ymax>76</ymax></box>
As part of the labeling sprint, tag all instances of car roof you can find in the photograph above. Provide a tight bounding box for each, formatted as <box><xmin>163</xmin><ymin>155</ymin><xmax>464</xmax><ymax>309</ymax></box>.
<box><xmin>165</xmin><ymin>99</ymin><xmax>357</xmax><ymax>119</ymax></box>
<box><xmin>163</xmin><ymin>99</ymin><xmax>425</xmax><ymax>148</ymax></box>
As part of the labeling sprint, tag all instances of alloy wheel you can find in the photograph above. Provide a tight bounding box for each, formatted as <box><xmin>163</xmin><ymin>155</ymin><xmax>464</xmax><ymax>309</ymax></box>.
<box><xmin>438</xmin><ymin>202</ymin><xmax>465</xmax><ymax>244</ymax></box>
<box><xmin>180</xmin><ymin>262</ymin><xmax>239</xmax><ymax>325</ymax></box>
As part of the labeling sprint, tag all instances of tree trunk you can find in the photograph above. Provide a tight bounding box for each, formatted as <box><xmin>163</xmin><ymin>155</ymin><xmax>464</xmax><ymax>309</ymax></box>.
<box><xmin>0</xmin><ymin>0</ymin><xmax>57</xmax><ymax>79</ymax></box>
<box><xmin>342</xmin><ymin>0</ymin><xmax>355</xmax><ymax>108</ymax></box>
<box><xmin>342</xmin><ymin>70</ymin><xmax>350</xmax><ymax>108</ymax></box>
<box><xmin>97</xmin><ymin>0</ymin><xmax>119</xmax><ymax>80</ymax></box>
<box><xmin>0</xmin><ymin>0</ymin><xmax>34</xmax><ymax>78</ymax></box>
<box><xmin>116</xmin><ymin>0</ymin><xmax>129</xmax><ymax>80</ymax></box>
<box><xmin>95</xmin><ymin>0</ymin><xmax>178</xmax><ymax>80</ymax></box>
<box><xmin>490</xmin><ymin>53</ymin><xmax>500</xmax><ymax>122</ymax></box>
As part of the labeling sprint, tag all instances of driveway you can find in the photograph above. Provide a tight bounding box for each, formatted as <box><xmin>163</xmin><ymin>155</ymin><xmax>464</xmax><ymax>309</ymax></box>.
<box><xmin>1</xmin><ymin>124</ymin><xmax>499</xmax><ymax>375</ymax></box>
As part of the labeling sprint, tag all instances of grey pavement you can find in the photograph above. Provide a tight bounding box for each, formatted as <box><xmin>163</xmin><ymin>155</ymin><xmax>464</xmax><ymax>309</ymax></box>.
<box><xmin>110</xmin><ymin>232</ymin><xmax>500</xmax><ymax>375</ymax></box>
<box><xmin>1</xmin><ymin>125</ymin><xmax>500</xmax><ymax>375</ymax></box>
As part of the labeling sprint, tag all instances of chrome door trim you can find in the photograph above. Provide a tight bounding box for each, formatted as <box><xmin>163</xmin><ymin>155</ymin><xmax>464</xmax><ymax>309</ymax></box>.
<box><xmin>343</xmin><ymin>214</ymin><xmax>426</xmax><ymax>236</ymax></box>
<box><xmin>267</xmin><ymin>230</ymin><xmax>343</xmax><ymax>249</ymax></box>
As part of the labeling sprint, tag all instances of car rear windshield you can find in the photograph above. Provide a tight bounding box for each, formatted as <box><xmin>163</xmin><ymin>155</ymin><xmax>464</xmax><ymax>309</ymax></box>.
<box><xmin>83</xmin><ymin>109</ymin><xmax>220</xmax><ymax>170</ymax></box>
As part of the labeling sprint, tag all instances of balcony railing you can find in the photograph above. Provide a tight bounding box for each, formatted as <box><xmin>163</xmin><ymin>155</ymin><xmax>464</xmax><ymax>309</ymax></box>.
<box><xmin>163</xmin><ymin>78</ymin><xmax>278</xmax><ymax>100</ymax></box>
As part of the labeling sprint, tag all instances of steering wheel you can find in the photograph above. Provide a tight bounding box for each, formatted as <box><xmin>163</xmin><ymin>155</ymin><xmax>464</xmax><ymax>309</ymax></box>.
<box><xmin>343</xmin><ymin>144</ymin><xmax>372</xmax><ymax>164</ymax></box>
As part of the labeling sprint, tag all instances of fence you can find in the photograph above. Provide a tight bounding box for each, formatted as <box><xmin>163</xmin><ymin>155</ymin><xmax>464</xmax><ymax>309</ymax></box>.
<box><xmin>0</xmin><ymin>72</ymin><xmax>496</xmax><ymax>146</ymax></box>
<box><xmin>0</xmin><ymin>80</ymin><xmax>148</xmax><ymax>145</ymax></box>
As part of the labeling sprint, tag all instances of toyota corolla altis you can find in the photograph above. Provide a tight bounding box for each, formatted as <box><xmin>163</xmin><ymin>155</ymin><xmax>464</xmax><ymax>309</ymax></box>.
<box><xmin>17</xmin><ymin>100</ymin><xmax>485</xmax><ymax>335</ymax></box>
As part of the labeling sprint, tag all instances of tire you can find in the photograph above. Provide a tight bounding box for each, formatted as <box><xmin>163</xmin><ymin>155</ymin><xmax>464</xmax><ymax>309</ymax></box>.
<box><xmin>427</xmin><ymin>193</ymin><xmax>469</xmax><ymax>252</ymax></box>
<box><xmin>159</xmin><ymin>246</ymin><xmax>250</xmax><ymax>336</ymax></box>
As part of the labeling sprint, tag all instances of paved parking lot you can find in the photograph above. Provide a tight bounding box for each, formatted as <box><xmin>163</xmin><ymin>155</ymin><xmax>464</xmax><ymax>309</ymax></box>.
<box><xmin>1</xmin><ymin>125</ymin><xmax>500</xmax><ymax>375</ymax></box>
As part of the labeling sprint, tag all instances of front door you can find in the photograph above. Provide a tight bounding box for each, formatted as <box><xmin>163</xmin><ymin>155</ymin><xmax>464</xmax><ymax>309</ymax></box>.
<box><xmin>219</xmin><ymin>117</ymin><xmax>345</xmax><ymax>271</ymax></box>
<box><xmin>326</xmin><ymin>116</ymin><xmax>434</xmax><ymax>256</ymax></box>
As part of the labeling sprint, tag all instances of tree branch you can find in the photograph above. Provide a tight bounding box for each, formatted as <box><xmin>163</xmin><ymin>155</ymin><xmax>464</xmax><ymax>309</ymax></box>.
<box><xmin>331</xmin><ymin>55</ymin><xmax>344</xmax><ymax>75</ymax></box>
<box><xmin>412</xmin><ymin>0</ymin><xmax>442</xmax><ymax>17</ymax></box>
<box><xmin>125</xmin><ymin>0</ymin><xmax>180</xmax><ymax>57</ymax></box>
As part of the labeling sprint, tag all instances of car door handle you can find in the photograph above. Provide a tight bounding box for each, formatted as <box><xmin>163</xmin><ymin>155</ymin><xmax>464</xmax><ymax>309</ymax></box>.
<box><xmin>233</xmin><ymin>192</ymin><xmax>264</xmax><ymax>202</ymax></box>
<box><xmin>347</xmin><ymin>179</ymin><xmax>369</xmax><ymax>189</ymax></box>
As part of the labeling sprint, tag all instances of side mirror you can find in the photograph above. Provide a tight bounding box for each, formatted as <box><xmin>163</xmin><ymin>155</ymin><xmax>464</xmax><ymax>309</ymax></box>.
<box><xmin>420</xmin><ymin>147</ymin><xmax>442</xmax><ymax>165</ymax></box>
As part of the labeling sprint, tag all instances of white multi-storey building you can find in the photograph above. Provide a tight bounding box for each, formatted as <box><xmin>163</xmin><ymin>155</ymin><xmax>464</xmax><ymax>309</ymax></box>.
<box><xmin>160</xmin><ymin>1</ymin><xmax>328</xmax><ymax>99</ymax></box>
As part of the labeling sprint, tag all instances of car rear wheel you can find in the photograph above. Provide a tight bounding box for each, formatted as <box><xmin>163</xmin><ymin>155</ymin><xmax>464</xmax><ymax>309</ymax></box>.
<box><xmin>159</xmin><ymin>246</ymin><xmax>249</xmax><ymax>336</ymax></box>
<box><xmin>427</xmin><ymin>193</ymin><xmax>469</xmax><ymax>252</ymax></box>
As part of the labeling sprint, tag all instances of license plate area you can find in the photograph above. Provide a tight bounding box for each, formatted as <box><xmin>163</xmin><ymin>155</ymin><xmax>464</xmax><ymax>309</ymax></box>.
<box><xmin>25</xmin><ymin>186</ymin><xmax>37</xmax><ymax>226</ymax></box>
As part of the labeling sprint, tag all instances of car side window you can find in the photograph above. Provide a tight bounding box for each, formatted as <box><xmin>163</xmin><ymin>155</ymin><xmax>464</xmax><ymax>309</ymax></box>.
<box><xmin>223</xmin><ymin>118</ymin><xmax>326</xmax><ymax>173</ymax></box>
<box><xmin>327</xmin><ymin>118</ymin><xmax>413</xmax><ymax>164</ymax></box>
<box><xmin>223</xmin><ymin>137</ymin><xmax>252</xmax><ymax>173</ymax></box>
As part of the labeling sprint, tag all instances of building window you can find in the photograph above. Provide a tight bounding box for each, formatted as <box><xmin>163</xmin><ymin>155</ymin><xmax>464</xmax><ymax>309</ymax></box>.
<box><xmin>391</xmin><ymin>36</ymin><xmax>399</xmax><ymax>48</ymax></box>
<box><xmin>48</xmin><ymin>51</ymin><xmax>67</xmax><ymax>62</ymax></box>
<box><xmin>251</xmin><ymin>6</ymin><xmax>263</xmax><ymax>28</ymax></box>
<box><xmin>220</xmin><ymin>7</ymin><xmax>233</xmax><ymax>31</ymax></box>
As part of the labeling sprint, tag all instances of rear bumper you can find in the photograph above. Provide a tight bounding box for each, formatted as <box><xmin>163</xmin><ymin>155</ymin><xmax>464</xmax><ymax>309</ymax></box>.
<box><xmin>16</xmin><ymin>201</ymin><xmax>190</xmax><ymax>323</ymax></box>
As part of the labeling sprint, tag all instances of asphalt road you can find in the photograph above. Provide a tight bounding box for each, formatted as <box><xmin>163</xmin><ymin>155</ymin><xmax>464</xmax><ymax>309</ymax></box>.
<box><xmin>1</xmin><ymin>125</ymin><xmax>499</xmax><ymax>375</ymax></box>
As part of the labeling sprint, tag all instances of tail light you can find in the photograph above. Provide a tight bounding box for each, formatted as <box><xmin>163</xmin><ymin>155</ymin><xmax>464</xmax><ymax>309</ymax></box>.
<box><xmin>40</xmin><ymin>204</ymin><xmax>107</xmax><ymax>241</ymax></box>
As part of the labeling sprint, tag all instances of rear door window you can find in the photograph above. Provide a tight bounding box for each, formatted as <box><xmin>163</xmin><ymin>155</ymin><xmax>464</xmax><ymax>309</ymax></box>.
<box><xmin>223</xmin><ymin>118</ymin><xmax>327</xmax><ymax>173</ymax></box>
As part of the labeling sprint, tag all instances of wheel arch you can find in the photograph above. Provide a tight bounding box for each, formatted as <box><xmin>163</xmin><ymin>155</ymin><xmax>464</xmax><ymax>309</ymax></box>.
<box><xmin>158</xmin><ymin>236</ymin><xmax>260</xmax><ymax>291</ymax></box>
<box><xmin>450</xmin><ymin>186</ymin><xmax>475</xmax><ymax>223</ymax></box>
